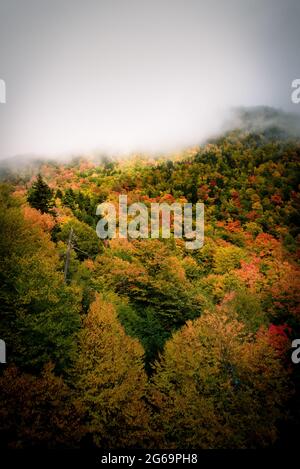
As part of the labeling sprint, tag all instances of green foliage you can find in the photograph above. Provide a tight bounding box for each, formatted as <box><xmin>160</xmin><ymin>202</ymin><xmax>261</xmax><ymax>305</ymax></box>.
<box><xmin>117</xmin><ymin>302</ymin><xmax>170</xmax><ymax>371</ymax></box>
<box><xmin>213</xmin><ymin>245</ymin><xmax>246</xmax><ymax>274</ymax></box>
<box><xmin>27</xmin><ymin>174</ymin><xmax>54</xmax><ymax>213</ymax></box>
<box><xmin>61</xmin><ymin>189</ymin><xmax>100</xmax><ymax>227</ymax></box>
<box><xmin>58</xmin><ymin>218</ymin><xmax>103</xmax><ymax>260</ymax></box>
<box><xmin>1</xmin><ymin>121</ymin><xmax>299</xmax><ymax>449</ymax></box>
<box><xmin>0</xmin><ymin>186</ymin><xmax>81</xmax><ymax>372</ymax></box>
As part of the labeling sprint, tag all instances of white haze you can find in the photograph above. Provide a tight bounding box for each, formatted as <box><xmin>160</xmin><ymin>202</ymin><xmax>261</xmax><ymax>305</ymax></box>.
<box><xmin>0</xmin><ymin>0</ymin><xmax>300</xmax><ymax>159</ymax></box>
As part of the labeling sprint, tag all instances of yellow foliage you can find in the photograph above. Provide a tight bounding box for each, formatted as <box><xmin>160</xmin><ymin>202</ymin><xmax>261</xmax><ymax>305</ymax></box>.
<box><xmin>75</xmin><ymin>294</ymin><xmax>151</xmax><ymax>448</ymax></box>
<box><xmin>149</xmin><ymin>311</ymin><xmax>291</xmax><ymax>448</ymax></box>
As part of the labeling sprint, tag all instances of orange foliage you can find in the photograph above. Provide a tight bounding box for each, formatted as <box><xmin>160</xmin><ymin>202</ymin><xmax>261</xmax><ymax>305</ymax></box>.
<box><xmin>254</xmin><ymin>232</ymin><xmax>281</xmax><ymax>257</ymax></box>
<box><xmin>234</xmin><ymin>257</ymin><xmax>263</xmax><ymax>290</ymax></box>
<box><xmin>23</xmin><ymin>206</ymin><xmax>56</xmax><ymax>232</ymax></box>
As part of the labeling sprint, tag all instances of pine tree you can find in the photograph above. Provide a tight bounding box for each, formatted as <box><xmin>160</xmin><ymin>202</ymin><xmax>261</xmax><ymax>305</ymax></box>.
<box><xmin>27</xmin><ymin>174</ymin><xmax>54</xmax><ymax>213</ymax></box>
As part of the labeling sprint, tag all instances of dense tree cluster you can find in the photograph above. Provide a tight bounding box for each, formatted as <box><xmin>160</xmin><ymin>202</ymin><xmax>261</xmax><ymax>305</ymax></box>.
<box><xmin>0</xmin><ymin>124</ymin><xmax>299</xmax><ymax>448</ymax></box>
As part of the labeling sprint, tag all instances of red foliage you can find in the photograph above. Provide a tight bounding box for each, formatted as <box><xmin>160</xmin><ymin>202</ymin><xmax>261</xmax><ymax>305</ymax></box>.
<box><xmin>269</xmin><ymin>323</ymin><xmax>292</xmax><ymax>338</ymax></box>
<box><xmin>160</xmin><ymin>193</ymin><xmax>175</xmax><ymax>203</ymax></box>
<box><xmin>267</xmin><ymin>323</ymin><xmax>292</xmax><ymax>356</ymax></box>
<box><xmin>226</xmin><ymin>220</ymin><xmax>241</xmax><ymax>233</ymax></box>
<box><xmin>197</xmin><ymin>185</ymin><xmax>210</xmax><ymax>200</ymax></box>
<box><xmin>234</xmin><ymin>257</ymin><xmax>262</xmax><ymax>290</ymax></box>
<box><xmin>254</xmin><ymin>233</ymin><xmax>280</xmax><ymax>257</ymax></box>
<box><xmin>246</xmin><ymin>211</ymin><xmax>259</xmax><ymax>221</ymax></box>
<box><xmin>271</xmin><ymin>194</ymin><xmax>283</xmax><ymax>205</ymax></box>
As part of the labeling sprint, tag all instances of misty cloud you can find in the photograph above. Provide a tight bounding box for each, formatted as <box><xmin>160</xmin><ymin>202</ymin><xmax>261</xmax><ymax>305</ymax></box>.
<box><xmin>0</xmin><ymin>0</ymin><xmax>300</xmax><ymax>159</ymax></box>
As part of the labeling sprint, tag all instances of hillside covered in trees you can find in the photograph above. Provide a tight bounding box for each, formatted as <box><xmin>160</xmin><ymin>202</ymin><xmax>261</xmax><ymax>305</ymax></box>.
<box><xmin>0</xmin><ymin>109</ymin><xmax>299</xmax><ymax>449</ymax></box>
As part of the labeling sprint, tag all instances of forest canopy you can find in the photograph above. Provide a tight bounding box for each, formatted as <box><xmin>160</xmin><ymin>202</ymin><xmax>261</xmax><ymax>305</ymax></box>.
<box><xmin>0</xmin><ymin>115</ymin><xmax>299</xmax><ymax>449</ymax></box>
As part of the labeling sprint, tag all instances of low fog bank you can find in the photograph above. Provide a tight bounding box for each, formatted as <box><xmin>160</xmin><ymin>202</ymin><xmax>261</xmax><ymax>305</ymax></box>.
<box><xmin>221</xmin><ymin>106</ymin><xmax>300</xmax><ymax>139</ymax></box>
<box><xmin>0</xmin><ymin>106</ymin><xmax>299</xmax><ymax>178</ymax></box>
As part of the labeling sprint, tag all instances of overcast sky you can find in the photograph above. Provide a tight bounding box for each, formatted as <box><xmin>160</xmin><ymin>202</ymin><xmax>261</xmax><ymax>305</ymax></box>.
<box><xmin>0</xmin><ymin>0</ymin><xmax>299</xmax><ymax>158</ymax></box>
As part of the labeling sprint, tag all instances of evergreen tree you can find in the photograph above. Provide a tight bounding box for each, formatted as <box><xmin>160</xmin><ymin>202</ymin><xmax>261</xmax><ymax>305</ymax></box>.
<box><xmin>27</xmin><ymin>174</ymin><xmax>54</xmax><ymax>213</ymax></box>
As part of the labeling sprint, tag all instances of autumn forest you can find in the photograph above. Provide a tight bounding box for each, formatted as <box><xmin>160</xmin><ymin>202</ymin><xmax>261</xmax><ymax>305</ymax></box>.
<box><xmin>0</xmin><ymin>109</ymin><xmax>299</xmax><ymax>449</ymax></box>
